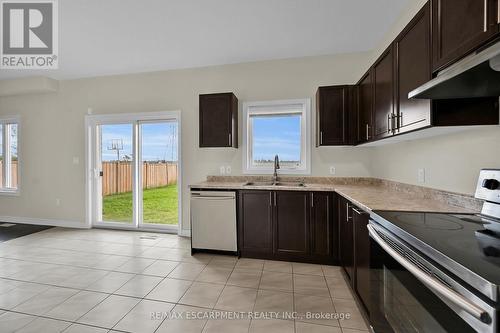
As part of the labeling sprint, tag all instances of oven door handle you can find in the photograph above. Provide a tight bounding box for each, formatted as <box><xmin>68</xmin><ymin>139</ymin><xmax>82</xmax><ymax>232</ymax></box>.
<box><xmin>367</xmin><ymin>224</ymin><xmax>491</xmax><ymax>324</ymax></box>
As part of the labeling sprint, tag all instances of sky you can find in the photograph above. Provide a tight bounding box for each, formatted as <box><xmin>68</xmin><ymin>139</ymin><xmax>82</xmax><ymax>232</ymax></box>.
<box><xmin>0</xmin><ymin>124</ymin><xmax>18</xmax><ymax>159</ymax></box>
<box><xmin>101</xmin><ymin>122</ymin><xmax>178</xmax><ymax>162</ymax></box>
<box><xmin>252</xmin><ymin>115</ymin><xmax>301</xmax><ymax>163</ymax></box>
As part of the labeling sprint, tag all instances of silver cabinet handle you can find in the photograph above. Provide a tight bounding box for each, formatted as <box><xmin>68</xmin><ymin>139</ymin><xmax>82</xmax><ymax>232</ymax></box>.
<box><xmin>497</xmin><ymin>0</ymin><xmax>500</xmax><ymax>24</ymax></box>
<box><xmin>311</xmin><ymin>193</ymin><xmax>314</xmax><ymax>207</ymax></box>
<box><xmin>320</xmin><ymin>131</ymin><xmax>323</xmax><ymax>145</ymax></box>
<box><xmin>368</xmin><ymin>224</ymin><xmax>490</xmax><ymax>324</ymax></box>
<box><xmin>351</xmin><ymin>207</ymin><xmax>365</xmax><ymax>215</ymax></box>
<box><xmin>485</xmin><ymin>0</ymin><xmax>489</xmax><ymax>32</ymax></box>
<box><xmin>274</xmin><ymin>192</ymin><xmax>277</xmax><ymax>206</ymax></box>
<box><xmin>365</xmin><ymin>124</ymin><xmax>370</xmax><ymax>140</ymax></box>
<box><xmin>191</xmin><ymin>196</ymin><xmax>234</xmax><ymax>200</ymax></box>
<box><xmin>346</xmin><ymin>203</ymin><xmax>352</xmax><ymax>222</ymax></box>
<box><xmin>498</xmin><ymin>0</ymin><xmax>500</xmax><ymax>24</ymax></box>
<box><xmin>228</xmin><ymin>133</ymin><xmax>232</xmax><ymax>146</ymax></box>
<box><xmin>269</xmin><ymin>192</ymin><xmax>272</xmax><ymax>207</ymax></box>
<box><xmin>387</xmin><ymin>114</ymin><xmax>391</xmax><ymax>133</ymax></box>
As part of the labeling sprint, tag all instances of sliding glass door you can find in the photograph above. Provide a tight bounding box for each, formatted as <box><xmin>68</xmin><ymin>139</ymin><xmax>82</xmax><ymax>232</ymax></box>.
<box><xmin>89</xmin><ymin>112</ymin><xmax>180</xmax><ymax>232</ymax></box>
<box><xmin>139</xmin><ymin>121</ymin><xmax>178</xmax><ymax>228</ymax></box>
<box><xmin>98</xmin><ymin>123</ymin><xmax>135</xmax><ymax>224</ymax></box>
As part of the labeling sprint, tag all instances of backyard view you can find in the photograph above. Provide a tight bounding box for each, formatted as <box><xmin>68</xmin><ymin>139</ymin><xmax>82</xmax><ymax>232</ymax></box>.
<box><xmin>100</xmin><ymin>122</ymin><xmax>178</xmax><ymax>226</ymax></box>
<box><xmin>103</xmin><ymin>184</ymin><xmax>178</xmax><ymax>224</ymax></box>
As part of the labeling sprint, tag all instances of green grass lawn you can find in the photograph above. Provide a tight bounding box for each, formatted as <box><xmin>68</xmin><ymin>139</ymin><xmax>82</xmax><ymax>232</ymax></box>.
<box><xmin>103</xmin><ymin>185</ymin><xmax>178</xmax><ymax>225</ymax></box>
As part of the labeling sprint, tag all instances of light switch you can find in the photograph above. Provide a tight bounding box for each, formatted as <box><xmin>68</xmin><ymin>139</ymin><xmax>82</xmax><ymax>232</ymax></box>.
<box><xmin>219</xmin><ymin>166</ymin><xmax>226</xmax><ymax>175</ymax></box>
<box><xmin>418</xmin><ymin>168</ymin><xmax>426</xmax><ymax>183</ymax></box>
<box><xmin>329</xmin><ymin>166</ymin><xmax>336</xmax><ymax>175</ymax></box>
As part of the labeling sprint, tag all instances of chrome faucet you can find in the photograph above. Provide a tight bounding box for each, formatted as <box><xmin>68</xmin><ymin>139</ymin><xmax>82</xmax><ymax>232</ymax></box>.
<box><xmin>272</xmin><ymin>155</ymin><xmax>280</xmax><ymax>184</ymax></box>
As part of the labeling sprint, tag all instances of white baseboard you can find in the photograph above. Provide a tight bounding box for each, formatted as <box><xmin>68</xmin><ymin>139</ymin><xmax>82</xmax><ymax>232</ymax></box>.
<box><xmin>0</xmin><ymin>216</ymin><xmax>89</xmax><ymax>229</ymax></box>
<box><xmin>178</xmin><ymin>229</ymin><xmax>191</xmax><ymax>237</ymax></box>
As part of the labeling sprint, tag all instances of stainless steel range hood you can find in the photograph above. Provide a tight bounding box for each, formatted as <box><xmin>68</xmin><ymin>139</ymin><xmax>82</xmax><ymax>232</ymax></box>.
<box><xmin>409</xmin><ymin>40</ymin><xmax>500</xmax><ymax>99</ymax></box>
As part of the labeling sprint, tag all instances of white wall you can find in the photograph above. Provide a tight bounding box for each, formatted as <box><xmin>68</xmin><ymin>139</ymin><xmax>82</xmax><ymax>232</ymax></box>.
<box><xmin>0</xmin><ymin>53</ymin><xmax>373</xmax><ymax>233</ymax></box>
<box><xmin>370</xmin><ymin>127</ymin><xmax>500</xmax><ymax>195</ymax></box>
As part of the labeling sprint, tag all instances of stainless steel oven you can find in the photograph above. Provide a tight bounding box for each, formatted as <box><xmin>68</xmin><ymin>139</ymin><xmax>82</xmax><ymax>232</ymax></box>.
<box><xmin>368</xmin><ymin>220</ymin><xmax>498</xmax><ymax>333</ymax></box>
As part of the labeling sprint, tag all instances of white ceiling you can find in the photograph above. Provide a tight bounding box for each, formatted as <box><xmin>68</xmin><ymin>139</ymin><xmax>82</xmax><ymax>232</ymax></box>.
<box><xmin>0</xmin><ymin>0</ymin><xmax>411</xmax><ymax>80</ymax></box>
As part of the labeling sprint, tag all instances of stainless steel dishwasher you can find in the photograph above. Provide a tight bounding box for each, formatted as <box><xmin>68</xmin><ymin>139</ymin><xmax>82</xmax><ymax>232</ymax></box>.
<box><xmin>190</xmin><ymin>191</ymin><xmax>237</xmax><ymax>253</ymax></box>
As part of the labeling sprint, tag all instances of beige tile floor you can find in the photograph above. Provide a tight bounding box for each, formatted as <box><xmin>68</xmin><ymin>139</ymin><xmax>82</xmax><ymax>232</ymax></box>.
<box><xmin>0</xmin><ymin>227</ymin><xmax>369</xmax><ymax>333</ymax></box>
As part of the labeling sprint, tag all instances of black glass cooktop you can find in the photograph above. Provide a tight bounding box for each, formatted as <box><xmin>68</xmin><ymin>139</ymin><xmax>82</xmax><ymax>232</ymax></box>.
<box><xmin>372</xmin><ymin>211</ymin><xmax>500</xmax><ymax>288</ymax></box>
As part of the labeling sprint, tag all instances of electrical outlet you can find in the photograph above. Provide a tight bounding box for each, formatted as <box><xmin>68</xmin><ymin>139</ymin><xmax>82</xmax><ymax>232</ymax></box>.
<box><xmin>55</xmin><ymin>199</ymin><xmax>61</xmax><ymax>206</ymax></box>
<box><xmin>329</xmin><ymin>166</ymin><xmax>336</xmax><ymax>175</ymax></box>
<box><xmin>219</xmin><ymin>166</ymin><xmax>226</xmax><ymax>175</ymax></box>
<box><xmin>418</xmin><ymin>168</ymin><xmax>426</xmax><ymax>183</ymax></box>
<box><xmin>226</xmin><ymin>166</ymin><xmax>232</xmax><ymax>174</ymax></box>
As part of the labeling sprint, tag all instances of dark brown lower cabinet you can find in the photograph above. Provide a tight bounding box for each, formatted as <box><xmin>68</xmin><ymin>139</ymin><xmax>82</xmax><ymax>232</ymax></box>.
<box><xmin>274</xmin><ymin>191</ymin><xmax>310</xmax><ymax>257</ymax></box>
<box><xmin>338</xmin><ymin>195</ymin><xmax>371</xmax><ymax>314</ymax></box>
<box><xmin>311</xmin><ymin>192</ymin><xmax>336</xmax><ymax>261</ymax></box>
<box><xmin>338</xmin><ymin>196</ymin><xmax>354</xmax><ymax>281</ymax></box>
<box><xmin>352</xmin><ymin>205</ymin><xmax>371</xmax><ymax>313</ymax></box>
<box><xmin>238</xmin><ymin>190</ymin><xmax>336</xmax><ymax>264</ymax></box>
<box><xmin>238</xmin><ymin>190</ymin><xmax>273</xmax><ymax>256</ymax></box>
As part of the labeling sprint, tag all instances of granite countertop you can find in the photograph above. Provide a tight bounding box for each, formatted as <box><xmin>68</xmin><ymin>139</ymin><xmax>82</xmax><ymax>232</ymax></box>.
<box><xmin>333</xmin><ymin>184</ymin><xmax>474</xmax><ymax>214</ymax></box>
<box><xmin>190</xmin><ymin>177</ymin><xmax>480</xmax><ymax>214</ymax></box>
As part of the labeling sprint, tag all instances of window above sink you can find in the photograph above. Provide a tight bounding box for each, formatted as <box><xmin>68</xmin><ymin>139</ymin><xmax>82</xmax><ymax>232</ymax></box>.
<box><xmin>242</xmin><ymin>99</ymin><xmax>311</xmax><ymax>175</ymax></box>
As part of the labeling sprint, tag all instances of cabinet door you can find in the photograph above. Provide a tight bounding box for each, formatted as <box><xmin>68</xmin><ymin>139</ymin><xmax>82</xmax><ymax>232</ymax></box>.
<box><xmin>238</xmin><ymin>191</ymin><xmax>273</xmax><ymax>255</ymax></box>
<box><xmin>347</xmin><ymin>86</ymin><xmax>359</xmax><ymax>145</ymax></box>
<box><xmin>357</xmin><ymin>71</ymin><xmax>373</xmax><ymax>144</ymax></box>
<box><xmin>338</xmin><ymin>196</ymin><xmax>354</xmax><ymax>281</ymax></box>
<box><xmin>317</xmin><ymin>86</ymin><xmax>348</xmax><ymax>146</ymax></box>
<box><xmin>274</xmin><ymin>191</ymin><xmax>310</xmax><ymax>256</ymax></box>
<box><xmin>432</xmin><ymin>0</ymin><xmax>500</xmax><ymax>72</ymax></box>
<box><xmin>199</xmin><ymin>93</ymin><xmax>238</xmax><ymax>148</ymax></box>
<box><xmin>373</xmin><ymin>46</ymin><xmax>394</xmax><ymax>139</ymax></box>
<box><xmin>395</xmin><ymin>3</ymin><xmax>432</xmax><ymax>134</ymax></box>
<box><xmin>311</xmin><ymin>192</ymin><xmax>336</xmax><ymax>260</ymax></box>
<box><xmin>352</xmin><ymin>206</ymin><xmax>370</xmax><ymax>313</ymax></box>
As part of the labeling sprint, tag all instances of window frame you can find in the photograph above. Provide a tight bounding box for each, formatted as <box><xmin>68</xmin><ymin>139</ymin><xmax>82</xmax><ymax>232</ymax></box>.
<box><xmin>0</xmin><ymin>116</ymin><xmax>21</xmax><ymax>196</ymax></box>
<box><xmin>242</xmin><ymin>99</ymin><xmax>311</xmax><ymax>175</ymax></box>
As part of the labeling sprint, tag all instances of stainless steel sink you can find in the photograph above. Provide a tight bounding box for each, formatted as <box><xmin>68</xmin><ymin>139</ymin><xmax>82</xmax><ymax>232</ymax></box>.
<box><xmin>274</xmin><ymin>182</ymin><xmax>305</xmax><ymax>187</ymax></box>
<box><xmin>244</xmin><ymin>181</ymin><xmax>305</xmax><ymax>187</ymax></box>
<box><xmin>244</xmin><ymin>181</ymin><xmax>275</xmax><ymax>186</ymax></box>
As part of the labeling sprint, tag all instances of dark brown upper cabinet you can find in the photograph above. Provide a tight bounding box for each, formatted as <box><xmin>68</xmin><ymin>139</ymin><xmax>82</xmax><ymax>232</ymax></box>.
<box><xmin>432</xmin><ymin>0</ymin><xmax>500</xmax><ymax>72</ymax></box>
<box><xmin>274</xmin><ymin>191</ymin><xmax>310</xmax><ymax>257</ymax></box>
<box><xmin>238</xmin><ymin>190</ymin><xmax>273</xmax><ymax>256</ymax></box>
<box><xmin>316</xmin><ymin>85</ymin><xmax>356</xmax><ymax>146</ymax></box>
<box><xmin>357</xmin><ymin>71</ymin><xmax>373</xmax><ymax>144</ymax></box>
<box><xmin>394</xmin><ymin>2</ymin><xmax>432</xmax><ymax>134</ymax></box>
<box><xmin>373</xmin><ymin>46</ymin><xmax>395</xmax><ymax>139</ymax></box>
<box><xmin>199</xmin><ymin>93</ymin><xmax>238</xmax><ymax>148</ymax></box>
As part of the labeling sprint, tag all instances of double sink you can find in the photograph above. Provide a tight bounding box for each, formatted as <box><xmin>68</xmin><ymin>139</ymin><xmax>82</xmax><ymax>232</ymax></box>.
<box><xmin>244</xmin><ymin>181</ymin><xmax>306</xmax><ymax>188</ymax></box>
